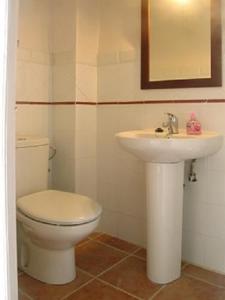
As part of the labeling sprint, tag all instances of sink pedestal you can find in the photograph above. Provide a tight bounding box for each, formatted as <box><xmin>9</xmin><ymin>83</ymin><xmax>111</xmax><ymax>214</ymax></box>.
<box><xmin>116</xmin><ymin>129</ymin><xmax>222</xmax><ymax>284</ymax></box>
<box><xmin>146</xmin><ymin>162</ymin><xmax>184</xmax><ymax>284</ymax></box>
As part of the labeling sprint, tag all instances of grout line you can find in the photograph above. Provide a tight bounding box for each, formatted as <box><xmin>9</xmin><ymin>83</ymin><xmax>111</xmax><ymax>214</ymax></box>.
<box><xmin>97</xmin><ymin>277</ymin><xmax>143</xmax><ymax>300</ymax></box>
<box><xmin>131</xmin><ymin>248</ymin><xmax>146</xmax><ymax>261</ymax></box>
<box><xmin>76</xmin><ymin>253</ymin><xmax>132</xmax><ymax>280</ymax></box>
<box><xmin>76</xmin><ymin>250</ymin><xmax>136</xmax><ymax>280</ymax></box>
<box><xmin>74</xmin><ymin>238</ymin><xmax>156</xmax><ymax>299</ymax></box>
<box><xmin>63</xmin><ymin>255</ymin><xmax>143</xmax><ymax>300</ymax></box>
<box><xmin>149</xmin><ymin>285</ymin><xmax>167</xmax><ymax>300</ymax></box>
<box><xmin>76</xmin><ymin>267</ymin><xmax>95</xmax><ymax>278</ymax></box>
<box><xmin>95</xmin><ymin>251</ymin><xmax>140</xmax><ymax>278</ymax></box>
<box><xmin>76</xmin><ymin>239</ymin><xmax>91</xmax><ymax>248</ymax></box>
<box><xmin>132</xmin><ymin>247</ymin><xmax>142</xmax><ymax>254</ymax></box>
<box><xmin>18</xmin><ymin>289</ymin><xmax>34</xmax><ymax>300</ymax></box>
<box><xmin>130</xmin><ymin>246</ymin><xmax>142</xmax><ymax>254</ymax></box>
<box><xmin>86</xmin><ymin>238</ymin><xmax>137</xmax><ymax>256</ymax></box>
<box><xmin>183</xmin><ymin>273</ymin><xmax>225</xmax><ymax>290</ymax></box>
<box><xmin>88</xmin><ymin>232</ymin><xmax>104</xmax><ymax>240</ymax></box>
<box><xmin>60</xmin><ymin>277</ymin><xmax>96</xmax><ymax>300</ymax></box>
<box><xmin>132</xmin><ymin>255</ymin><xmax>146</xmax><ymax>261</ymax></box>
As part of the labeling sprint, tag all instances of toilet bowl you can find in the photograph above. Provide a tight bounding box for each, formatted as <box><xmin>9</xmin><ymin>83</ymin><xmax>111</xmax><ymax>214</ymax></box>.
<box><xmin>16</xmin><ymin>136</ymin><xmax>102</xmax><ymax>284</ymax></box>
<box><xmin>17</xmin><ymin>190</ymin><xmax>102</xmax><ymax>284</ymax></box>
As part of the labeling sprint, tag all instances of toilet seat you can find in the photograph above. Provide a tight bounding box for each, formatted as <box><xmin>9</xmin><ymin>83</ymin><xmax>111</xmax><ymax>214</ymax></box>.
<box><xmin>17</xmin><ymin>190</ymin><xmax>102</xmax><ymax>226</ymax></box>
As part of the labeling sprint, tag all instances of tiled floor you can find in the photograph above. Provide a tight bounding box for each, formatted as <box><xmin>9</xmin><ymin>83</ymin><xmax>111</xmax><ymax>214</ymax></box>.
<box><xmin>18</xmin><ymin>232</ymin><xmax>225</xmax><ymax>300</ymax></box>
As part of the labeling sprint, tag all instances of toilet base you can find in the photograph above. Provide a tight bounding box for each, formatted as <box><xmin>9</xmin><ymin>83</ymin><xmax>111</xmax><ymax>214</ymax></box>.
<box><xmin>19</xmin><ymin>235</ymin><xmax>76</xmax><ymax>284</ymax></box>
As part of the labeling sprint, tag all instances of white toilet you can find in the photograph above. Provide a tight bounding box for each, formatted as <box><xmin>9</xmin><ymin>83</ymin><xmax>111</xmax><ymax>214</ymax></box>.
<box><xmin>16</xmin><ymin>136</ymin><xmax>102</xmax><ymax>284</ymax></box>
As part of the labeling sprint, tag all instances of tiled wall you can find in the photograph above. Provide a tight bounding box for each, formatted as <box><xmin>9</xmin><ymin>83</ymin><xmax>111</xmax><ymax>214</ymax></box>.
<box><xmin>16</xmin><ymin>0</ymin><xmax>52</xmax><ymax>132</ymax></box>
<box><xmin>74</xmin><ymin>0</ymin><xmax>100</xmax><ymax>201</ymax></box>
<box><xmin>16</xmin><ymin>0</ymin><xmax>99</xmax><ymax>196</ymax></box>
<box><xmin>51</xmin><ymin>0</ymin><xmax>76</xmax><ymax>192</ymax></box>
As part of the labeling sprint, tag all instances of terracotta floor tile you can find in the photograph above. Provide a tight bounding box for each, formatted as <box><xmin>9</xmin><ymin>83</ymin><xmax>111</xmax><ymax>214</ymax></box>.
<box><xmin>96</xmin><ymin>234</ymin><xmax>139</xmax><ymax>253</ymax></box>
<box><xmin>100</xmin><ymin>256</ymin><xmax>162</xmax><ymax>299</ymax></box>
<box><xmin>18</xmin><ymin>291</ymin><xmax>30</xmax><ymax>300</ymax></box>
<box><xmin>18</xmin><ymin>269</ymin><xmax>91</xmax><ymax>300</ymax></box>
<box><xmin>153</xmin><ymin>276</ymin><xmax>225</xmax><ymax>300</ymax></box>
<box><xmin>76</xmin><ymin>240</ymin><xmax>126</xmax><ymax>276</ymax></box>
<box><xmin>65</xmin><ymin>279</ymin><xmax>136</xmax><ymax>300</ymax></box>
<box><xmin>76</xmin><ymin>238</ymin><xmax>90</xmax><ymax>247</ymax></box>
<box><xmin>183</xmin><ymin>264</ymin><xmax>225</xmax><ymax>288</ymax></box>
<box><xmin>89</xmin><ymin>232</ymin><xmax>103</xmax><ymax>239</ymax></box>
<box><xmin>134</xmin><ymin>248</ymin><xmax>146</xmax><ymax>259</ymax></box>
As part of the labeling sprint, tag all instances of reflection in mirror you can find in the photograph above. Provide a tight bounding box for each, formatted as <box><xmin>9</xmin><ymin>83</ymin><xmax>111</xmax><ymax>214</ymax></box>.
<box><xmin>141</xmin><ymin>0</ymin><xmax>222</xmax><ymax>89</ymax></box>
<box><xmin>149</xmin><ymin>0</ymin><xmax>211</xmax><ymax>81</ymax></box>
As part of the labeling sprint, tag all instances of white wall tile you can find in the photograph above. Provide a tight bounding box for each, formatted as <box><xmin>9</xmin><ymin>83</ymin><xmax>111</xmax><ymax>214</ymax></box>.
<box><xmin>98</xmin><ymin>210</ymin><xmax>119</xmax><ymax>237</ymax></box>
<box><xmin>76</xmin><ymin>64</ymin><xmax>98</xmax><ymax>101</ymax></box>
<box><xmin>76</xmin><ymin>106</ymin><xmax>97</xmax><ymax>132</ymax></box>
<box><xmin>18</xmin><ymin>0</ymin><xmax>51</xmax><ymax>52</ymax></box>
<box><xmin>76</xmin><ymin>0</ymin><xmax>100</xmax><ymax>65</ymax></box>
<box><xmin>182</xmin><ymin>231</ymin><xmax>205</xmax><ymax>266</ymax></box>
<box><xmin>75</xmin><ymin>131</ymin><xmax>96</xmax><ymax>159</ymax></box>
<box><xmin>52</xmin><ymin>106</ymin><xmax>76</xmax><ymax>192</ymax></box>
<box><xmin>16</xmin><ymin>105</ymin><xmax>51</xmax><ymax>137</ymax></box>
<box><xmin>117</xmin><ymin>213</ymin><xmax>146</xmax><ymax>247</ymax></box>
<box><xmin>203</xmin><ymin>236</ymin><xmax>225</xmax><ymax>273</ymax></box>
<box><xmin>52</xmin><ymin>63</ymin><xmax>75</xmax><ymax>101</ymax></box>
<box><xmin>51</xmin><ymin>0</ymin><xmax>76</xmax><ymax>53</ymax></box>
<box><xmin>206</xmin><ymin>170</ymin><xmax>225</xmax><ymax>205</ymax></box>
<box><xmin>75</xmin><ymin>157</ymin><xmax>97</xmax><ymax>200</ymax></box>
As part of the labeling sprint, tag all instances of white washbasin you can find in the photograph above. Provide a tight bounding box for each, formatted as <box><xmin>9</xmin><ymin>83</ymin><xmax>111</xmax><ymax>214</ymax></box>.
<box><xmin>116</xmin><ymin>128</ymin><xmax>223</xmax><ymax>283</ymax></box>
<box><xmin>116</xmin><ymin>129</ymin><xmax>223</xmax><ymax>163</ymax></box>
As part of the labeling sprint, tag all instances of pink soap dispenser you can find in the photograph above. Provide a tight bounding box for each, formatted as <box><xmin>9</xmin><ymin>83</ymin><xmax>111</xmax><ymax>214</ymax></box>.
<box><xmin>186</xmin><ymin>112</ymin><xmax>202</xmax><ymax>135</ymax></box>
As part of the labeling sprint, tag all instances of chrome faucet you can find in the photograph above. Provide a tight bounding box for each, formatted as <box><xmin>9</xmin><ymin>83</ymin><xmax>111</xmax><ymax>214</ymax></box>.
<box><xmin>162</xmin><ymin>113</ymin><xmax>179</xmax><ymax>134</ymax></box>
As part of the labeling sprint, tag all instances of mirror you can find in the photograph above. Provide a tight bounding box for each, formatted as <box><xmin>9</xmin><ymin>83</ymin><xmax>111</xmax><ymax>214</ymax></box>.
<box><xmin>141</xmin><ymin>0</ymin><xmax>222</xmax><ymax>89</ymax></box>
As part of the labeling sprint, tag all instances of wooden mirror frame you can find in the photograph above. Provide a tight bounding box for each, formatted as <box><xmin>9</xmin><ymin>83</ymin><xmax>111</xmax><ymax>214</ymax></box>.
<box><xmin>141</xmin><ymin>0</ymin><xmax>222</xmax><ymax>89</ymax></box>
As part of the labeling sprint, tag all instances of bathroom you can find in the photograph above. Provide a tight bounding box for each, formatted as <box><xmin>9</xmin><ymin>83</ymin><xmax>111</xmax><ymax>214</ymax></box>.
<box><xmin>1</xmin><ymin>0</ymin><xmax>225</xmax><ymax>299</ymax></box>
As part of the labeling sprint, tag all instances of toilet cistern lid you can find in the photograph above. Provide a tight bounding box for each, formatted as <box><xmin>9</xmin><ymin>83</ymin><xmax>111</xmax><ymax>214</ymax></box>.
<box><xmin>17</xmin><ymin>190</ymin><xmax>102</xmax><ymax>225</ymax></box>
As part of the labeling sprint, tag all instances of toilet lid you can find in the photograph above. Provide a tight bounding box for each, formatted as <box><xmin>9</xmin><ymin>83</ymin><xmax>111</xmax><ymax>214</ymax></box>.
<box><xmin>17</xmin><ymin>190</ymin><xmax>102</xmax><ymax>225</ymax></box>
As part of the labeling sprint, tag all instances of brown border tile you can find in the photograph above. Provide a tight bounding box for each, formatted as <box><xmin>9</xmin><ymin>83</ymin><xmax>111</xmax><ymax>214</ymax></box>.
<box><xmin>16</xmin><ymin>99</ymin><xmax>225</xmax><ymax>106</ymax></box>
<box><xmin>95</xmin><ymin>234</ymin><xmax>139</xmax><ymax>253</ymax></box>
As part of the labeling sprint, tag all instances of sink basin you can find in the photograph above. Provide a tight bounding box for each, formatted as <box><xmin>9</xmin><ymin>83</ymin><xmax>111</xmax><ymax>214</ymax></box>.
<box><xmin>116</xmin><ymin>128</ymin><xmax>223</xmax><ymax>284</ymax></box>
<box><xmin>116</xmin><ymin>129</ymin><xmax>223</xmax><ymax>163</ymax></box>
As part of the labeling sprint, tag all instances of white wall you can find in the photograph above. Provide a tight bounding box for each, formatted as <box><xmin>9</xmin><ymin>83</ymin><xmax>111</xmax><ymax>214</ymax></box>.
<box><xmin>16</xmin><ymin>0</ymin><xmax>98</xmax><ymax>196</ymax></box>
<box><xmin>16</xmin><ymin>0</ymin><xmax>52</xmax><ymax>137</ymax></box>
<box><xmin>74</xmin><ymin>0</ymin><xmax>100</xmax><ymax>201</ymax></box>
<box><xmin>16</xmin><ymin>0</ymin><xmax>53</xmax><ymax>189</ymax></box>
<box><xmin>97</xmin><ymin>0</ymin><xmax>225</xmax><ymax>274</ymax></box>
<box><xmin>51</xmin><ymin>0</ymin><xmax>76</xmax><ymax>192</ymax></box>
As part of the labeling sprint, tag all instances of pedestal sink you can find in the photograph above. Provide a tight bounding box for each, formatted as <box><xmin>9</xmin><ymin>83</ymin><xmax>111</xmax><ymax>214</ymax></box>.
<box><xmin>116</xmin><ymin>129</ymin><xmax>223</xmax><ymax>284</ymax></box>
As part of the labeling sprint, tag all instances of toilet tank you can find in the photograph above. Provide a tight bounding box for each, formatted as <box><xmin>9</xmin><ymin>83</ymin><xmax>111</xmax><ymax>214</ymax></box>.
<box><xmin>16</xmin><ymin>136</ymin><xmax>49</xmax><ymax>198</ymax></box>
